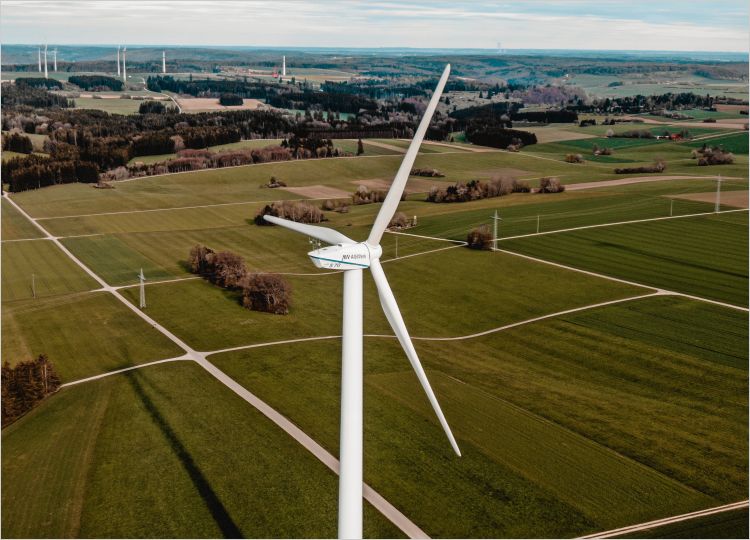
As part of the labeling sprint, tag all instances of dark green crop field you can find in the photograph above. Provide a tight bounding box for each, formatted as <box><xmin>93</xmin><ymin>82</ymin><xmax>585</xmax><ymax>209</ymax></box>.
<box><xmin>502</xmin><ymin>211</ymin><xmax>749</xmax><ymax>306</ymax></box>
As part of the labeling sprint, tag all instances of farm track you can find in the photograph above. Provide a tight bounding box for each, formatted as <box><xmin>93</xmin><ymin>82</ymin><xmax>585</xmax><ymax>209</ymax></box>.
<box><xmin>1</xmin><ymin>191</ymin><xmax>429</xmax><ymax>540</ymax></box>
<box><xmin>498</xmin><ymin>208</ymin><xmax>749</xmax><ymax>241</ymax></box>
<box><xmin>579</xmin><ymin>500</ymin><xmax>749</xmax><ymax>539</ymax></box>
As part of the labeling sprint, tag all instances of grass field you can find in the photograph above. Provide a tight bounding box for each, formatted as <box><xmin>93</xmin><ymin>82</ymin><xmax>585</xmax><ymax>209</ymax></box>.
<box><xmin>502</xmin><ymin>211</ymin><xmax>748</xmax><ymax>306</ymax></box>
<box><xmin>73</xmin><ymin>97</ymin><xmax>142</xmax><ymax>115</ymax></box>
<box><xmin>2</xmin><ymin>292</ymin><xmax>184</xmax><ymax>381</ymax></box>
<box><xmin>1</xmin><ymin>362</ymin><xmax>400</xmax><ymax>538</ymax></box>
<box><xmin>117</xmin><ymin>248</ymin><xmax>642</xmax><ymax>351</ymax></box>
<box><xmin>684</xmin><ymin>131</ymin><xmax>749</xmax><ymax>154</ymax></box>
<box><xmin>2</xmin><ymin>126</ymin><xmax>748</xmax><ymax>538</ymax></box>
<box><xmin>1</xmin><ymin>198</ymin><xmax>44</xmax><ymax>240</ymax></box>
<box><xmin>209</xmin><ymin>294</ymin><xmax>746</xmax><ymax>537</ymax></box>
<box><xmin>1</xmin><ymin>239</ymin><xmax>99</xmax><ymax>301</ymax></box>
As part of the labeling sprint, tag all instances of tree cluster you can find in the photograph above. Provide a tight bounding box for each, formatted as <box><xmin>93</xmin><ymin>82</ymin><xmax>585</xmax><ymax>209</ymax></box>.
<box><xmin>2</xmin><ymin>153</ymin><xmax>99</xmax><ymax>192</ymax></box>
<box><xmin>467</xmin><ymin>225</ymin><xmax>493</xmax><ymax>250</ymax></box>
<box><xmin>614</xmin><ymin>161</ymin><xmax>666</xmax><ymax>174</ymax></box>
<box><xmin>2</xmin><ymin>355</ymin><xmax>60</xmax><ymax>426</ymax></box>
<box><xmin>537</xmin><ymin>177</ymin><xmax>566</xmax><ymax>193</ymax></box>
<box><xmin>2</xmin><ymin>132</ymin><xmax>33</xmax><ymax>154</ymax></box>
<box><xmin>427</xmin><ymin>176</ymin><xmax>530</xmax><ymax>203</ymax></box>
<box><xmin>69</xmin><ymin>75</ymin><xmax>124</xmax><ymax>91</ymax></box>
<box><xmin>464</xmin><ymin>125</ymin><xmax>537</xmax><ymax>149</ymax></box>
<box><xmin>138</xmin><ymin>100</ymin><xmax>167</xmax><ymax>114</ymax></box>
<box><xmin>693</xmin><ymin>146</ymin><xmax>734</xmax><ymax>166</ymax></box>
<box><xmin>255</xmin><ymin>200</ymin><xmax>326</xmax><ymax>225</ymax></box>
<box><xmin>219</xmin><ymin>93</ymin><xmax>244</xmax><ymax>106</ymax></box>
<box><xmin>187</xmin><ymin>245</ymin><xmax>291</xmax><ymax>314</ymax></box>
<box><xmin>410</xmin><ymin>167</ymin><xmax>445</xmax><ymax>177</ymax></box>
<box><xmin>110</xmin><ymin>145</ymin><xmax>292</xmax><ymax>181</ymax></box>
<box><xmin>16</xmin><ymin>77</ymin><xmax>63</xmax><ymax>90</ymax></box>
<box><xmin>1</xmin><ymin>82</ymin><xmax>73</xmax><ymax>108</ymax></box>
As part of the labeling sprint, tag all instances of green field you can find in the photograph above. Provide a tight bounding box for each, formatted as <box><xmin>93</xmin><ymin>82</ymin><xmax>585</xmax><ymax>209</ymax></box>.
<box><xmin>502</xmin><ymin>211</ymin><xmax>748</xmax><ymax>306</ymax></box>
<box><xmin>116</xmin><ymin>248</ymin><xmax>641</xmax><ymax>351</ymax></box>
<box><xmin>1</xmin><ymin>239</ymin><xmax>99</xmax><ymax>301</ymax></box>
<box><xmin>1</xmin><ymin>198</ymin><xmax>44</xmax><ymax>240</ymax></box>
<box><xmin>209</xmin><ymin>294</ymin><xmax>746</xmax><ymax>537</ymax></box>
<box><xmin>684</xmin><ymin>131</ymin><xmax>749</xmax><ymax>154</ymax></box>
<box><xmin>2</xmin><ymin>126</ymin><xmax>748</xmax><ymax>538</ymax></box>
<box><xmin>2</xmin><ymin>292</ymin><xmax>183</xmax><ymax>381</ymax></box>
<box><xmin>1</xmin><ymin>362</ymin><xmax>400</xmax><ymax>538</ymax></box>
<box><xmin>73</xmin><ymin>97</ymin><xmax>143</xmax><ymax>115</ymax></box>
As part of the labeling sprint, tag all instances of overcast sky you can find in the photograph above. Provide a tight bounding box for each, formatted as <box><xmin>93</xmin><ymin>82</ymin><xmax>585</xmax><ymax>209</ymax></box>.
<box><xmin>2</xmin><ymin>0</ymin><xmax>748</xmax><ymax>52</ymax></box>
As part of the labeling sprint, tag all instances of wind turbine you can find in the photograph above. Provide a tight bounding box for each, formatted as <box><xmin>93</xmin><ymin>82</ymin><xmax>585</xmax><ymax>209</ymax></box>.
<box><xmin>52</xmin><ymin>48</ymin><xmax>57</xmax><ymax>72</ymax></box>
<box><xmin>37</xmin><ymin>46</ymin><xmax>42</xmax><ymax>72</ymax></box>
<box><xmin>43</xmin><ymin>44</ymin><xmax>48</xmax><ymax>79</ymax></box>
<box><xmin>122</xmin><ymin>47</ymin><xmax>127</xmax><ymax>82</ymax></box>
<box><xmin>117</xmin><ymin>45</ymin><xmax>121</xmax><ymax>76</ymax></box>
<box><xmin>264</xmin><ymin>64</ymin><xmax>459</xmax><ymax>539</ymax></box>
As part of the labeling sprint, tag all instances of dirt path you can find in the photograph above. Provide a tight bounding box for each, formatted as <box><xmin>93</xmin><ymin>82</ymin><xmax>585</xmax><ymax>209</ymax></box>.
<box><xmin>578</xmin><ymin>500</ymin><xmax>749</xmax><ymax>539</ymax></box>
<box><xmin>566</xmin><ymin>175</ymin><xmax>741</xmax><ymax>191</ymax></box>
<box><xmin>363</xmin><ymin>140</ymin><xmax>407</xmax><ymax>153</ymax></box>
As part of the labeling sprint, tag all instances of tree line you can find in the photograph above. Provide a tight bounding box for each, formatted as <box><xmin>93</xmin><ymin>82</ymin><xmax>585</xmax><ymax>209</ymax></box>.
<box><xmin>2</xmin><ymin>355</ymin><xmax>60</xmax><ymax>426</ymax></box>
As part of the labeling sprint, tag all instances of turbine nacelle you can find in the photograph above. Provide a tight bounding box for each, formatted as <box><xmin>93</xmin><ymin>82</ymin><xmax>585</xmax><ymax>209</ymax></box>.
<box><xmin>308</xmin><ymin>243</ymin><xmax>381</xmax><ymax>270</ymax></box>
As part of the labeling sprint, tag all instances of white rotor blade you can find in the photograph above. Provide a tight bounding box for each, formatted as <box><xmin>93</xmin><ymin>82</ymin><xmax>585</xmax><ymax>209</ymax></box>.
<box><xmin>369</xmin><ymin>259</ymin><xmax>461</xmax><ymax>456</ymax></box>
<box><xmin>263</xmin><ymin>215</ymin><xmax>354</xmax><ymax>245</ymax></box>
<box><xmin>367</xmin><ymin>64</ymin><xmax>451</xmax><ymax>246</ymax></box>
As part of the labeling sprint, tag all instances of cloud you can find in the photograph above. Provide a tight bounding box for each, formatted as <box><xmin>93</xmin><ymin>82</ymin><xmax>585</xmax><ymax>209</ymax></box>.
<box><xmin>0</xmin><ymin>0</ymin><xmax>747</xmax><ymax>51</ymax></box>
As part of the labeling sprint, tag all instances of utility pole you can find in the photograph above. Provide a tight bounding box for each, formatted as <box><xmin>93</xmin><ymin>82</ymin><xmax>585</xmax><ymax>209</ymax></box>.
<box><xmin>138</xmin><ymin>268</ymin><xmax>146</xmax><ymax>309</ymax></box>
<box><xmin>491</xmin><ymin>210</ymin><xmax>502</xmax><ymax>251</ymax></box>
<box><xmin>715</xmin><ymin>175</ymin><xmax>722</xmax><ymax>213</ymax></box>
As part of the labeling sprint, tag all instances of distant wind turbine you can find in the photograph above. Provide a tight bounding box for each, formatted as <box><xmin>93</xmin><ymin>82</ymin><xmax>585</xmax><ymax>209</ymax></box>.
<box><xmin>162</xmin><ymin>50</ymin><xmax>166</xmax><ymax>73</ymax></box>
<box><xmin>122</xmin><ymin>47</ymin><xmax>127</xmax><ymax>82</ymax></box>
<box><xmin>43</xmin><ymin>44</ymin><xmax>48</xmax><ymax>79</ymax></box>
<box><xmin>265</xmin><ymin>64</ymin><xmax>459</xmax><ymax>540</ymax></box>
<box><xmin>37</xmin><ymin>46</ymin><xmax>41</xmax><ymax>72</ymax></box>
<box><xmin>52</xmin><ymin>48</ymin><xmax>57</xmax><ymax>72</ymax></box>
<box><xmin>117</xmin><ymin>45</ymin><xmax>121</xmax><ymax>76</ymax></box>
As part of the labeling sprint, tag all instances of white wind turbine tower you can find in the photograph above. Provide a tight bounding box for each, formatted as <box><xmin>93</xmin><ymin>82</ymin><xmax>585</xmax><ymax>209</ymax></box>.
<box><xmin>43</xmin><ymin>44</ymin><xmax>48</xmax><ymax>79</ymax></box>
<box><xmin>37</xmin><ymin>46</ymin><xmax>42</xmax><ymax>72</ymax></box>
<box><xmin>117</xmin><ymin>45</ymin><xmax>121</xmax><ymax>76</ymax></box>
<box><xmin>265</xmin><ymin>64</ymin><xmax>459</xmax><ymax>539</ymax></box>
<box><xmin>162</xmin><ymin>50</ymin><xmax>166</xmax><ymax>73</ymax></box>
<box><xmin>122</xmin><ymin>47</ymin><xmax>127</xmax><ymax>82</ymax></box>
<box><xmin>53</xmin><ymin>48</ymin><xmax>58</xmax><ymax>72</ymax></box>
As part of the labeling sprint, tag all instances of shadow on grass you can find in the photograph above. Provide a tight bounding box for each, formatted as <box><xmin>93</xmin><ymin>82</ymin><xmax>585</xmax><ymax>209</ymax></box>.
<box><xmin>125</xmin><ymin>371</ymin><xmax>242</xmax><ymax>538</ymax></box>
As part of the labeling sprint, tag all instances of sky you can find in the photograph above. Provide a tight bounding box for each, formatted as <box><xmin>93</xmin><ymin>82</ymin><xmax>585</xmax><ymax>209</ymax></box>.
<box><xmin>1</xmin><ymin>0</ymin><xmax>748</xmax><ymax>52</ymax></box>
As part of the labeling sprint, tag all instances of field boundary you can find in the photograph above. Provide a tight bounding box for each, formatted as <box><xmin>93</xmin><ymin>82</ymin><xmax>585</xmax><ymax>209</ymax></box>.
<box><xmin>498</xmin><ymin>208</ymin><xmax>748</xmax><ymax>241</ymax></box>
<box><xmin>578</xmin><ymin>500</ymin><xmax>749</xmax><ymax>539</ymax></box>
